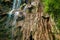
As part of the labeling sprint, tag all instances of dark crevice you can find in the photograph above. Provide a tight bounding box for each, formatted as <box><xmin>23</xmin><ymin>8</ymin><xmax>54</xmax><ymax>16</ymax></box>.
<box><xmin>29</xmin><ymin>31</ymin><xmax>34</xmax><ymax>40</ymax></box>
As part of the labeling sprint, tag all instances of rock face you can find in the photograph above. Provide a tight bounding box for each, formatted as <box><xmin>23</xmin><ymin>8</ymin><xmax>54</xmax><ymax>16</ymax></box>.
<box><xmin>15</xmin><ymin>13</ymin><xmax>39</xmax><ymax>40</ymax></box>
<box><xmin>13</xmin><ymin>7</ymin><xmax>53</xmax><ymax>40</ymax></box>
<box><xmin>0</xmin><ymin>0</ymin><xmax>54</xmax><ymax>40</ymax></box>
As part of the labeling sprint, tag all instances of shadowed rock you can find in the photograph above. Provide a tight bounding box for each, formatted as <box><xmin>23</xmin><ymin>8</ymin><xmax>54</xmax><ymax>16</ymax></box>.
<box><xmin>0</xmin><ymin>14</ymin><xmax>7</xmax><ymax>19</ymax></box>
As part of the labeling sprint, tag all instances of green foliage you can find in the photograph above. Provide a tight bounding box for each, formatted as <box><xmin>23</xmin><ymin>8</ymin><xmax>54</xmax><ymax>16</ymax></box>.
<box><xmin>43</xmin><ymin>0</ymin><xmax>60</xmax><ymax>30</ymax></box>
<box><xmin>43</xmin><ymin>0</ymin><xmax>60</xmax><ymax>13</ymax></box>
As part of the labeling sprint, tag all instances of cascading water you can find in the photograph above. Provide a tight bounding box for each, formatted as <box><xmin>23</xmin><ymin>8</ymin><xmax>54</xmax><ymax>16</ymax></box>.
<box><xmin>6</xmin><ymin>0</ymin><xmax>21</xmax><ymax>27</ymax></box>
<box><xmin>5</xmin><ymin>0</ymin><xmax>22</xmax><ymax>40</ymax></box>
<box><xmin>13</xmin><ymin>0</ymin><xmax>21</xmax><ymax>9</ymax></box>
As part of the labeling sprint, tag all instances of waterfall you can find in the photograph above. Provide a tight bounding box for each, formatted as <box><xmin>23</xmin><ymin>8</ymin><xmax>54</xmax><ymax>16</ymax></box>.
<box><xmin>13</xmin><ymin>0</ymin><xmax>21</xmax><ymax>9</ymax></box>
<box><xmin>11</xmin><ymin>0</ymin><xmax>21</xmax><ymax>26</ymax></box>
<box><xmin>6</xmin><ymin>0</ymin><xmax>21</xmax><ymax>26</ymax></box>
<box><xmin>5</xmin><ymin>0</ymin><xmax>21</xmax><ymax>40</ymax></box>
